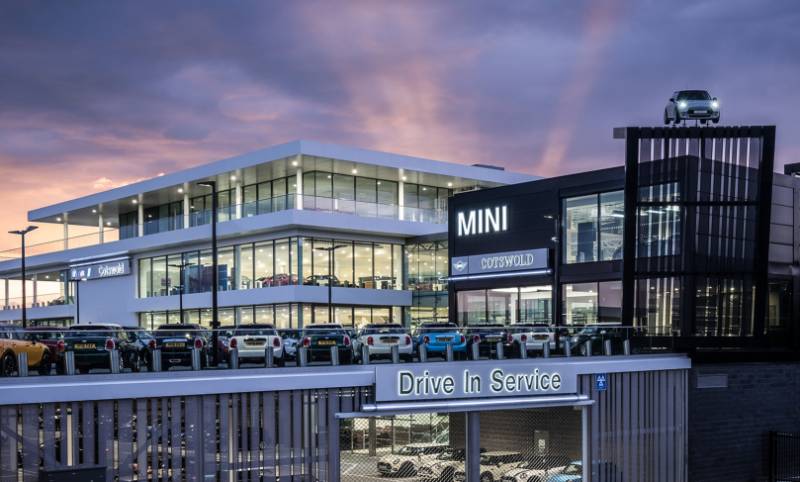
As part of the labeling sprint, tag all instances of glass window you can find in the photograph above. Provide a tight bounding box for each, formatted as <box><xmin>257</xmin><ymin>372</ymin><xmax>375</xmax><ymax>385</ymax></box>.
<box><xmin>354</xmin><ymin>307</ymin><xmax>372</xmax><ymax>329</ymax></box>
<box><xmin>392</xmin><ymin>245</ymin><xmax>403</xmax><ymax>290</ymax></box>
<box><xmin>243</xmin><ymin>185</ymin><xmax>258</xmax><ymax>217</ymax></box>
<box><xmin>152</xmin><ymin>256</ymin><xmax>167</xmax><ymax>297</ymax></box>
<box><xmin>138</xmin><ymin>258</ymin><xmax>152</xmax><ymax>298</ymax></box>
<box><xmin>519</xmin><ymin>286</ymin><xmax>552</xmax><ymax>324</ymax></box>
<box><xmin>403</xmin><ymin>183</ymin><xmax>418</xmax><ymax>208</ymax></box>
<box><xmin>457</xmin><ymin>289</ymin><xmax>487</xmax><ymax>325</ymax></box>
<box><xmin>219</xmin><ymin>308</ymin><xmax>235</xmax><ymax>326</ymax></box>
<box><xmin>313</xmin><ymin>305</ymin><xmax>331</xmax><ymax>324</ymax></box>
<box><xmin>312</xmin><ymin>239</ymin><xmax>331</xmax><ymax>285</ymax></box>
<box><xmin>255</xmin><ymin>241</ymin><xmax>274</xmax><ymax>287</ymax></box>
<box><xmin>198</xmin><ymin>249</ymin><xmax>213</xmax><ymax>293</ymax></box>
<box><xmin>218</xmin><ymin>247</ymin><xmax>235</xmax><ymax>291</ymax></box>
<box><xmin>183</xmin><ymin>251</ymin><xmax>201</xmax><ymax>294</ymax></box>
<box><xmin>238</xmin><ymin>306</ymin><xmax>254</xmax><ymax>325</ymax></box>
<box><xmin>255</xmin><ymin>305</ymin><xmax>274</xmax><ymax>325</ymax></box>
<box><xmin>275</xmin><ymin>304</ymin><xmax>291</xmax><ymax>328</ymax></box>
<box><xmin>335</xmin><ymin>306</ymin><xmax>353</xmax><ymax>326</ymax></box>
<box><xmin>315</xmin><ymin>172</ymin><xmax>332</xmax><ymax>198</ymax></box>
<box><xmin>418</xmin><ymin>185</ymin><xmax>436</xmax><ymax>210</ymax></box>
<box><xmin>564</xmin><ymin>195</ymin><xmax>598</xmax><ymax>263</ymax></box>
<box><xmin>598</xmin><ymin>281</ymin><xmax>623</xmax><ymax>323</ymax></box>
<box><xmin>599</xmin><ymin>191</ymin><xmax>624</xmax><ymax>261</ymax></box>
<box><xmin>301</xmin><ymin>237</ymin><xmax>313</xmax><ymax>284</ymax></box>
<box><xmin>373</xmin><ymin>243</ymin><xmax>392</xmax><ymax>289</ymax></box>
<box><xmin>273</xmin><ymin>177</ymin><xmax>287</xmax><ymax>211</ymax></box>
<box><xmin>487</xmin><ymin>288</ymin><xmax>515</xmax><ymax>324</ymax></box>
<box><xmin>257</xmin><ymin>181</ymin><xmax>272</xmax><ymax>213</ymax></box>
<box><xmin>333</xmin><ymin>174</ymin><xmax>355</xmax><ymax>214</ymax></box>
<box><xmin>768</xmin><ymin>281</ymin><xmax>792</xmax><ymax>334</ymax></box>
<box><xmin>377</xmin><ymin>180</ymin><xmax>398</xmax><ymax>218</ymax></box>
<box><xmin>563</xmin><ymin>283</ymin><xmax>597</xmax><ymax>325</ymax></box>
<box><xmin>356</xmin><ymin>177</ymin><xmax>377</xmax><ymax>217</ymax></box>
<box><xmin>166</xmin><ymin>254</ymin><xmax>182</xmax><ymax>296</ymax></box>
<box><xmin>237</xmin><ymin>244</ymin><xmax>254</xmax><ymax>290</ymax></box>
<box><xmin>274</xmin><ymin>238</ymin><xmax>293</xmax><ymax>285</ymax></box>
<box><xmin>354</xmin><ymin>243</ymin><xmax>374</xmax><ymax>288</ymax></box>
<box><xmin>333</xmin><ymin>241</ymin><xmax>354</xmax><ymax>287</ymax></box>
<box><xmin>372</xmin><ymin>308</ymin><xmax>391</xmax><ymax>324</ymax></box>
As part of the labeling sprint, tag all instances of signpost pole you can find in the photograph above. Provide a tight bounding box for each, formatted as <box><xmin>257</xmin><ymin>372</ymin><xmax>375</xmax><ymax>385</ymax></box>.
<box><xmin>466</xmin><ymin>412</ymin><xmax>481</xmax><ymax>482</ymax></box>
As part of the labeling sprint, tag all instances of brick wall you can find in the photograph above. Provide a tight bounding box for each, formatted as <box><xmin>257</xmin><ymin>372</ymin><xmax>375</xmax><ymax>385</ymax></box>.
<box><xmin>689</xmin><ymin>362</ymin><xmax>800</xmax><ymax>482</ymax></box>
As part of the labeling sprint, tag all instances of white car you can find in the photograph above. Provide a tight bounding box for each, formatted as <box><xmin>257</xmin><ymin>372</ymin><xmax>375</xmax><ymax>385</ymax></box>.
<box><xmin>500</xmin><ymin>455</ymin><xmax>572</xmax><ymax>482</ymax></box>
<box><xmin>356</xmin><ymin>324</ymin><xmax>414</xmax><ymax>362</ymax></box>
<box><xmin>510</xmin><ymin>324</ymin><xmax>556</xmax><ymax>353</ymax></box>
<box><xmin>664</xmin><ymin>90</ymin><xmax>720</xmax><ymax>125</ymax></box>
<box><xmin>417</xmin><ymin>448</ymin><xmax>473</xmax><ymax>482</ymax></box>
<box><xmin>377</xmin><ymin>443</ymin><xmax>448</xmax><ymax>477</ymax></box>
<box><xmin>453</xmin><ymin>451</ymin><xmax>525</xmax><ymax>482</ymax></box>
<box><xmin>228</xmin><ymin>324</ymin><xmax>284</xmax><ymax>366</ymax></box>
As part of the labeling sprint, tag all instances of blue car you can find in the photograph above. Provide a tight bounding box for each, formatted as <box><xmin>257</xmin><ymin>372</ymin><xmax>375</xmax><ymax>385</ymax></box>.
<box><xmin>546</xmin><ymin>460</ymin><xmax>582</xmax><ymax>482</ymax></box>
<box><xmin>414</xmin><ymin>323</ymin><xmax>467</xmax><ymax>357</ymax></box>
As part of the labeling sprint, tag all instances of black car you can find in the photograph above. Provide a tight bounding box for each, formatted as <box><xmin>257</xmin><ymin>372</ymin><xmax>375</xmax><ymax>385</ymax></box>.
<box><xmin>123</xmin><ymin>327</ymin><xmax>154</xmax><ymax>365</ymax></box>
<box><xmin>149</xmin><ymin>324</ymin><xmax>210</xmax><ymax>370</ymax></box>
<box><xmin>465</xmin><ymin>324</ymin><xmax>519</xmax><ymax>358</ymax></box>
<box><xmin>61</xmin><ymin>324</ymin><xmax>141</xmax><ymax>374</ymax></box>
<box><xmin>300</xmin><ymin>324</ymin><xmax>354</xmax><ymax>364</ymax></box>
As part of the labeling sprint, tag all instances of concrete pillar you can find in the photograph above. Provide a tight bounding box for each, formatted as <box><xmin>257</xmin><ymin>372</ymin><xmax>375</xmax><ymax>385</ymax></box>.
<box><xmin>398</xmin><ymin>171</ymin><xmax>405</xmax><ymax>221</ymax></box>
<box><xmin>234</xmin><ymin>170</ymin><xmax>243</xmax><ymax>219</ymax></box>
<box><xmin>137</xmin><ymin>194</ymin><xmax>144</xmax><ymax>237</ymax></box>
<box><xmin>98</xmin><ymin>212</ymin><xmax>104</xmax><ymax>244</ymax></box>
<box><xmin>183</xmin><ymin>183</ymin><xmax>190</xmax><ymax>228</ymax></box>
<box><xmin>466</xmin><ymin>412</ymin><xmax>481</xmax><ymax>482</ymax></box>
<box><xmin>31</xmin><ymin>273</ymin><xmax>37</xmax><ymax>306</ymax></box>
<box><xmin>295</xmin><ymin>158</ymin><xmax>303</xmax><ymax>210</ymax></box>
<box><xmin>582</xmin><ymin>405</ymin><xmax>591</xmax><ymax>482</ymax></box>
<box><xmin>368</xmin><ymin>417</ymin><xmax>377</xmax><ymax>456</ymax></box>
<box><xmin>62</xmin><ymin>213</ymin><xmax>69</xmax><ymax>249</ymax></box>
<box><xmin>3</xmin><ymin>278</ymin><xmax>8</xmax><ymax>308</ymax></box>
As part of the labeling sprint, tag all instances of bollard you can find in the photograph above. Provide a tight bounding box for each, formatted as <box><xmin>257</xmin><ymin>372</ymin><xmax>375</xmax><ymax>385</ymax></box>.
<box><xmin>16</xmin><ymin>352</ymin><xmax>28</xmax><ymax>377</ymax></box>
<box><xmin>191</xmin><ymin>348</ymin><xmax>202</xmax><ymax>371</ymax></box>
<box><xmin>65</xmin><ymin>351</ymin><xmax>76</xmax><ymax>375</ymax></box>
<box><xmin>298</xmin><ymin>347</ymin><xmax>308</xmax><ymax>367</ymax></box>
<box><xmin>564</xmin><ymin>339</ymin><xmax>572</xmax><ymax>358</ymax></box>
<box><xmin>542</xmin><ymin>342</ymin><xmax>551</xmax><ymax>358</ymax></box>
<box><xmin>445</xmin><ymin>343</ymin><xmax>454</xmax><ymax>362</ymax></box>
<box><xmin>623</xmin><ymin>339</ymin><xmax>631</xmax><ymax>356</ymax></box>
<box><xmin>229</xmin><ymin>348</ymin><xmax>239</xmax><ymax>369</ymax></box>
<box><xmin>361</xmin><ymin>345</ymin><xmax>370</xmax><ymax>365</ymax></box>
<box><xmin>390</xmin><ymin>345</ymin><xmax>400</xmax><ymax>364</ymax></box>
<box><xmin>495</xmin><ymin>341</ymin><xmax>505</xmax><ymax>360</ymax></box>
<box><xmin>584</xmin><ymin>340</ymin><xmax>593</xmax><ymax>357</ymax></box>
<box><xmin>151</xmin><ymin>349</ymin><xmax>162</xmax><ymax>372</ymax></box>
<box><xmin>519</xmin><ymin>338</ymin><xmax>528</xmax><ymax>359</ymax></box>
<box><xmin>470</xmin><ymin>340</ymin><xmax>480</xmax><ymax>361</ymax></box>
<box><xmin>418</xmin><ymin>343</ymin><xmax>428</xmax><ymax>363</ymax></box>
<box><xmin>264</xmin><ymin>346</ymin><xmax>274</xmax><ymax>368</ymax></box>
<box><xmin>330</xmin><ymin>346</ymin><xmax>340</xmax><ymax>366</ymax></box>
<box><xmin>109</xmin><ymin>350</ymin><xmax>121</xmax><ymax>374</ymax></box>
<box><xmin>604</xmin><ymin>339</ymin><xmax>613</xmax><ymax>356</ymax></box>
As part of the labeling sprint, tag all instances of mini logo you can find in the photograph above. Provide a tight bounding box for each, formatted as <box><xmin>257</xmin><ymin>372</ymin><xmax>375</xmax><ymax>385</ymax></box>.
<box><xmin>453</xmin><ymin>260</ymin><xmax>467</xmax><ymax>272</ymax></box>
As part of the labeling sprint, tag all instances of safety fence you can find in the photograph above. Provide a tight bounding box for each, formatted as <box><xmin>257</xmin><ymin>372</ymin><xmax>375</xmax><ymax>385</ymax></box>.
<box><xmin>769</xmin><ymin>431</ymin><xmax>800</xmax><ymax>482</ymax></box>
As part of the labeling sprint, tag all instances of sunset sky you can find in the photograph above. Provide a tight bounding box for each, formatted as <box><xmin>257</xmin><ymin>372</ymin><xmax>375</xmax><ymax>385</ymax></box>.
<box><xmin>0</xmin><ymin>0</ymin><xmax>798</xmax><ymax>250</ymax></box>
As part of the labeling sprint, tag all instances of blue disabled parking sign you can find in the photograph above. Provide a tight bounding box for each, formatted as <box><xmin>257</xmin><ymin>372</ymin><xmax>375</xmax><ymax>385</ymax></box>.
<box><xmin>595</xmin><ymin>373</ymin><xmax>609</xmax><ymax>391</ymax></box>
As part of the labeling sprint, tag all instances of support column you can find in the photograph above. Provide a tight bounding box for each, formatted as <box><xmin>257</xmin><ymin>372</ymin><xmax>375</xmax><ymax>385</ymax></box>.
<box><xmin>183</xmin><ymin>183</ymin><xmax>190</xmax><ymax>228</ymax></box>
<box><xmin>234</xmin><ymin>169</ymin><xmax>243</xmax><ymax>219</ymax></box>
<box><xmin>398</xmin><ymin>170</ymin><xmax>405</xmax><ymax>221</ymax></box>
<box><xmin>465</xmin><ymin>412</ymin><xmax>480</xmax><ymax>482</ymax></box>
<box><xmin>31</xmin><ymin>273</ymin><xmax>37</xmax><ymax>307</ymax></box>
<box><xmin>295</xmin><ymin>158</ymin><xmax>303</xmax><ymax>210</ymax></box>
<box><xmin>62</xmin><ymin>213</ymin><xmax>69</xmax><ymax>249</ymax></box>
<box><xmin>3</xmin><ymin>278</ymin><xmax>8</xmax><ymax>308</ymax></box>
<box><xmin>137</xmin><ymin>194</ymin><xmax>144</xmax><ymax>237</ymax></box>
<box><xmin>582</xmin><ymin>405</ymin><xmax>591</xmax><ymax>482</ymax></box>
<box><xmin>98</xmin><ymin>212</ymin><xmax>104</xmax><ymax>244</ymax></box>
<box><xmin>368</xmin><ymin>417</ymin><xmax>377</xmax><ymax>456</ymax></box>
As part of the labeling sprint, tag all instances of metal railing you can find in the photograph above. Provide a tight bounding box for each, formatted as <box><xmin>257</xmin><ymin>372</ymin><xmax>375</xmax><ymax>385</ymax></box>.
<box><xmin>769</xmin><ymin>431</ymin><xmax>800</xmax><ymax>482</ymax></box>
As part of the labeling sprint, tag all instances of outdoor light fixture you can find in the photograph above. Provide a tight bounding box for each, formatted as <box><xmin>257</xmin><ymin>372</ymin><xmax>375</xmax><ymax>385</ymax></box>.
<box><xmin>230</xmin><ymin>175</ymin><xmax>236</xmax><ymax>181</ymax></box>
<box><xmin>56</xmin><ymin>217</ymin><xmax>61</xmax><ymax>222</ymax></box>
<box><xmin>292</xmin><ymin>160</ymin><xmax>299</xmax><ymax>167</ymax></box>
<box><xmin>351</xmin><ymin>168</ymin><xmax>358</xmax><ymax>174</ymax></box>
<box><xmin>8</xmin><ymin>225</ymin><xmax>38</xmax><ymax>328</ymax></box>
<box><xmin>177</xmin><ymin>187</ymin><xmax>184</xmax><ymax>194</ymax></box>
<box><xmin>196</xmin><ymin>180</ymin><xmax>220</xmax><ymax>366</ymax></box>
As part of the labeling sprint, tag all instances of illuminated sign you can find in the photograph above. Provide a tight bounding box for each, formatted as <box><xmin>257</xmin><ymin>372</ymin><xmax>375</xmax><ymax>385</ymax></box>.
<box><xmin>451</xmin><ymin>248</ymin><xmax>549</xmax><ymax>276</ymax></box>
<box><xmin>456</xmin><ymin>205</ymin><xmax>507</xmax><ymax>236</ymax></box>
<box><xmin>69</xmin><ymin>259</ymin><xmax>130</xmax><ymax>281</ymax></box>
<box><xmin>374</xmin><ymin>361</ymin><xmax>577</xmax><ymax>402</ymax></box>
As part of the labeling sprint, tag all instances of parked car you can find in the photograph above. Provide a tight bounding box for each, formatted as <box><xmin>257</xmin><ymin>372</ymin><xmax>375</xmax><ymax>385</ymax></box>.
<box><xmin>414</xmin><ymin>323</ymin><xmax>467</xmax><ymax>358</ymax></box>
<box><xmin>418</xmin><ymin>448</ymin><xmax>487</xmax><ymax>482</ymax></box>
<box><xmin>377</xmin><ymin>443</ymin><xmax>448</xmax><ymax>477</ymax></box>
<box><xmin>301</xmin><ymin>324</ymin><xmax>354</xmax><ymax>364</ymax></box>
<box><xmin>279</xmin><ymin>329</ymin><xmax>301</xmax><ymax>360</ymax></box>
<box><xmin>228</xmin><ymin>324</ymin><xmax>284</xmax><ymax>366</ymax></box>
<box><xmin>466</xmin><ymin>324</ymin><xmax>519</xmax><ymax>358</ymax></box>
<box><xmin>24</xmin><ymin>326</ymin><xmax>64</xmax><ymax>355</ymax></box>
<box><xmin>61</xmin><ymin>324</ymin><xmax>141</xmax><ymax>374</ymax></box>
<box><xmin>664</xmin><ymin>90</ymin><xmax>720</xmax><ymax>125</ymax></box>
<box><xmin>123</xmin><ymin>327</ymin><xmax>154</xmax><ymax>365</ymax></box>
<box><xmin>453</xmin><ymin>451</ymin><xmax>526</xmax><ymax>482</ymax></box>
<box><xmin>545</xmin><ymin>461</ymin><xmax>582</xmax><ymax>482</ymax></box>
<box><xmin>509</xmin><ymin>324</ymin><xmax>556</xmax><ymax>353</ymax></box>
<box><xmin>258</xmin><ymin>273</ymin><xmax>297</xmax><ymax>287</ymax></box>
<box><xmin>303</xmin><ymin>274</ymin><xmax>340</xmax><ymax>286</ymax></box>
<box><xmin>500</xmin><ymin>455</ymin><xmax>572</xmax><ymax>482</ymax></box>
<box><xmin>0</xmin><ymin>324</ymin><xmax>53</xmax><ymax>376</ymax></box>
<box><xmin>355</xmin><ymin>324</ymin><xmax>413</xmax><ymax>362</ymax></box>
<box><xmin>148</xmin><ymin>324</ymin><xmax>210</xmax><ymax>370</ymax></box>
<box><xmin>567</xmin><ymin>323</ymin><xmax>623</xmax><ymax>355</ymax></box>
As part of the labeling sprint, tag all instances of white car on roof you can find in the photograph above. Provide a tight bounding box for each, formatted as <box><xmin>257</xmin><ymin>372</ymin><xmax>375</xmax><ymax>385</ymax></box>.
<box><xmin>355</xmin><ymin>324</ymin><xmax>414</xmax><ymax>362</ymax></box>
<box><xmin>377</xmin><ymin>443</ymin><xmax>448</xmax><ymax>477</ymax></box>
<box><xmin>228</xmin><ymin>324</ymin><xmax>284</xmax><ymax>366</ymax></box>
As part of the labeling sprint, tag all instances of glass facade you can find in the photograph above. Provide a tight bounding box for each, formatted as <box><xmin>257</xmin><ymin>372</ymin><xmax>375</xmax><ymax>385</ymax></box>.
<box><xmin>407</xmin><ymin>240</ymin><xmax>448</xmax><ymax>328</ymax></box>
<box><xmin>138</xmin><ymin>303</ymin><xmax>402</xmax><ymax>329</ymax></box>
<box><xmin>456</xmin><ymin>286</ymin><xmax>552</xmax><ymax>325</ymax></box>
<box><xmin>563</xmin><ymin>191</ymin><xmax>624</xmax><ymax>264</ymax></box>
<box><xmin>562</xmin><ymin>281</ymin><xmax>622</xmax><ymax>325</ymax></box>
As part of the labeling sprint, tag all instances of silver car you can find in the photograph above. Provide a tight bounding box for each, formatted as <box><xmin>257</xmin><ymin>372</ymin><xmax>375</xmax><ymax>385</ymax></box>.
<box><xmin>664</xmin><ymin>90</ymin><xmax>720</xmax><ymax>125</ymax></box>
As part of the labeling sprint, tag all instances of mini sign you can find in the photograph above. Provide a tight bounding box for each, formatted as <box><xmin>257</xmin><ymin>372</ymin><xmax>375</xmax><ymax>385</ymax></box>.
<box><xmin>456</xmin><ymin>205</ymin><xmax>508</xmax><ymax>237</ymax></box>
<box><xmin>374</xmin><ymin>361</ymin><xmax>578</xmax><ymax>402</ymax></box>
<box><xmin>451</xmin><ymin>248</ymin><xmax>549</xmax><ymax>276</ymax></box>
<box><xmin>595</xmin><ymin>373</ymin><xmax>609</xmax><ymax>391</ymax></box>
<box><xmin>69</xmin><ymin>259</ymin><xmax>130</xmax><ymax>281</ymax></box>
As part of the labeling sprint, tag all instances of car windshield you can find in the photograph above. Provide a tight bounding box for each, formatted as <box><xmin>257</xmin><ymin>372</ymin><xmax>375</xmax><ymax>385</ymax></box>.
<box><xmin>362</xmin><ymin>325</ymin><xmax>405</xmax><ymax>335</ymax></box>
<box><xmin>234</xmin><ymin>327</ymin><xmax>277</xmax><ymax>336</ymax></box>
<box><xmin>67</xmin><ymin>326</ymin><xmax>116</xmax><ymax>337</ymax></box>
<box><xmin>562</xmin><ymin>463</ymin><xmax>581</xmax><ymax>475</ymax></box>
<box><xmin>532</xmin><ymin>327</ymin><xmax>551</xmax><ymax>333</ymax></box>
<box><xmin>419</xmin><ymin>324</ymin><xmax>457</xmax><ymax>334</ymax></box>
<box><xmin>304</xmin><ymin>326</ymin><xmax>343</xmax><ymax>336</ymax></box>
<box><xmin>26</xmin><ymin>330</ymin><xmax>62</xmax><ymax>340</ymax></box>
<box><xmin>156</xmin><ymin>326</ymin><xmax>199</xmax><ymax>338</ymax></box>
<box><xmin>677</xmin><ymin>90</ymin><xmax>710</xmax><ymax>100</ymax></box>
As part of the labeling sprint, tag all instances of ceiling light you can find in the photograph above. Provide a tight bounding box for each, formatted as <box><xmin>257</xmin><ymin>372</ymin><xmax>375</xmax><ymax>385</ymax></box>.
<box><xmin>230</xmin><ymin>175</ymin><xmax>237</xmax><ymax>181</ymax></box>
<box><xmin>402</xmin><ymin>176</ymin><xmax>407</xmax><ymax>181</ymax></box>
<box><xmin>447</xmin><ymin>182</ymin><xmax>453</xmax><ymax>187</ymax></box>
<box><xmin>178</xmin><ymin>188</ymin><xmax>184</xmax><ymax>194</ymax></box>
<box><xmin>132</xmin><ymin>199</ymin><xmax>138</xmax><ymax>204</ymax></box>
<box><xmin>292</xmin><ymin>160</ymin><xmax>299</xmax><ymax>167</ymax></box>
<box><xmin>106</xmin><ymin>221</ymin><xmax>112</xmax><ymax>226</ymax></box>
<box><xmin>352</xmin><ymin>169</ymin><xmax>358</xmax><ymax>174</ymax></box>
<box><xmin>91</xmin><ymin>209</ymin><xmax>97</xmax><ymax>214</ymax></box>
<box><xmin>56</xmin><ymin>217</ymin><xmax>62</xmax><ymax>222</ymax></box>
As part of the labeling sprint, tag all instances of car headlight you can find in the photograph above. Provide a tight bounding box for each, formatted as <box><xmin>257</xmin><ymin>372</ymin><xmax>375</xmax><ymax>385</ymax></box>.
<box><xmin>711</xmin><ymin>100</ymin><xmax>719</xmax><ymax>110</ymax></box>
<box><xmin>678</xmin><ymin>101</ymin><xmax>688</xmax><ymax>109</ymax></box>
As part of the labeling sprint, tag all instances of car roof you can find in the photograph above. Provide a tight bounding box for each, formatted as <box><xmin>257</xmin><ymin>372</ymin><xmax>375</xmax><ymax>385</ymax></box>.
<box><xmin>305</xmin><ymin>323</ymin><xmax>344</xmax><ymax>328</ymax></box>
<box><xmin>405</xmin><ymin>442</ymin><xmax>447</xmax><ymax>447</ymax></box>
<box><xmin>483</xmin><ymin>451</ymin><xmax>521</xmax><ymax>456</ymax></box>
<box><xmin>157</xmin><ymin>324</ymin><xmax>202</xmax><ymax>329</ymax></box>
<box><xmin>68</xmin><ymin>323</ymin><xmax>122</xmax><ymax>329</ymax></box>
<box><xmin>237</xmin><ymin>323</ymin><xmax>275</xmax><ymax>328</ymax></box>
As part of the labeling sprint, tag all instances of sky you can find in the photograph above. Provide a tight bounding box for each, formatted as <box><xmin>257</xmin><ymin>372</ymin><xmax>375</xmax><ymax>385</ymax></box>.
<box><xmin>0</xmin><ymin>0</ymin><xmax>798</xmax><ymax>249</ymax></box>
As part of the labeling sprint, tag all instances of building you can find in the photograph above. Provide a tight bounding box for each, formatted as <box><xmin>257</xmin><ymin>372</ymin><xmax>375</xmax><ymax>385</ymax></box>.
<box><xmin>448</xmin><ymin>125</ymin><xmax>800</xmax><ymax>481</ymax></box>
<box><xmin>0</xmin><ymin>140</ymin><xmax>535</xmax><ymax>329</ymax></box>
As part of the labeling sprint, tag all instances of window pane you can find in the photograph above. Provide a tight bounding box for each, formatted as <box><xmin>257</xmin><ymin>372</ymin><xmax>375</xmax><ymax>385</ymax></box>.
<box><xmin>373</xmin><ymin>243</ymin><xmax>392</xmax><ymax>289</ymax></box>
<box><xmin>152</xmin><ymin>256</ymin><xmax>167</xmax><ymax>297</ymax></box>
<box><xmin>183</xmin><ymin>251</ymin><xmax>201</xmax><ymax>294</ymax></box>
<box><xmin>377</xmin><ymin>180</ymin><xmax>399</xmax><ymax>218</ymax></box>
<box><xmin>519</xmin><ymin>286</ymin><xmax>552</xmax><ymax>324</ymax></box>
<box><xmin>356</xmin><ymin>177</ymin><xmax>377</xmax><ymax>216</ymax></box>
<box><xmin>487</xmin><ymin>288</ymin><xmax>516</xmax><ymax>324</ymax></box>
<box><xmin>354</xmin><ymin>243</ymin><xmax>374</xmax><ymax>288</ymax></box>
<box><xmin>457</xmin><ymin>289</ymin><xmax>486</xmax><ymax>325</ymax></box>
<box><xmin>255</xmin><ymin>241</ymin><xmax>274</xmax><ymax>286</ymax></box>
<box><xmin>166</xmin><ymin>254</ymin><xmax>182</xmax><ymax>296</ymax></box>
<box><xmin>258</xmin><ymin>181</ymin><xmax>272</xmax><ymax>213</ymax></box>
<box><xmin>218</xmin><ymin>247</ymin><xmax>235</xmax><ymax>291</ymax></box>
<box><xmin>372</xmin><ymin>308</ymin><xmax>391</xmax><ymax>324</ymax></box>
<box><xmin>301</xmin><ymin>237</ymin><xmax>313</xmax><ymax>284</ymax></box>
<box><xmin>138</xmin><ymin>258</ymin><xmax>152</xmax><ymax>298</ymax></box>
<box><xmin>275</xmin><ymin>304</ymin><xmax>291</xmax><ymax>328</ymax></box>
<box><xmin>316</xmin><ymin>172</ymin><xmax>332</xmax><ymax>198</ymax></box>
<box><xmin>312</xmin><ymin>239</ymin><xmax>331</xmax><ymax>285</ymax></box>
<box><xmin>238</xmin><ymin>244</ymin><xmax>254</xmax><ymax>290</ymax></box>
<box><xmin>600</xmin><ymin>191</ymin><xmax>624</xmax><ymax>261</ymax></box>
<box><xmin>598</xmin><ymin>281</ymin><xmax>623</xmax><ymax>323</ymax></box>
<box><xmin>403</xmin><ymin>183</ymin><xmax>418</xmax><ymax>208</ymax></box>
<box><xmin>243</xmin><ymin>185</ymin><xmax>258</xmax><ymax>217</ymax></box>
<box><xmin>564</xmin><ymin>195</ymin><xmax>598</xmax><ymax>263</ymax></box>
<box><xmin>335</xmin><ymin>306</ymin><xmax>353</xmax><ymax>326</ymax></box>
<box><xmin>563</xmin><ymin>283</ymin><xmax>597</xmax><ymax>325</ymax></box>
<box><xmin>238</xmin><ymin>306</ymin><xmax>254</xmax><ymax>325</ymax></box>
<box><xmin>354</xmin><ymin>307</ymin><xmax>372</xmax><ymax>329</ymax></box>
<box><xmin>393</xmin><ymin>245</ymin><xmax>403</xmax><ymax>290</ymax></box>
<box><xmin>333</xmin><ymin>241</ymin><xmax>354</xmax><ymax>287</ymax></box>
<box><xmin>199</xmin><ymin>250</ymin><xmax>213</xmax><ymax>293</ymax></box>
<box><xmin>314</xmin><ymin>305</ymin><xmax>330</xmax><ymax>324</ymax></box>
<box><xmin>333</xmin><ymin>174</ymin><xmax>355</xmax><ymax>200</ymax></box>
<box><xmin>255</xmin><ymin>305</ymin><xmax>274</xmax><ymax>325</ymax></box>
<box><xmin>274</xmin><ymin>239</ymin><xmax>293</xmax><ymax>284</ymax></box>
<box><xmin>273</xmin><ymin>178</ymin><xmax>287</xmax><ymax>211</ymax></box>
<box><xmin>418</xmin><ymin>185</ymin><xmax>436</xmax><ymax>210</ymax></box>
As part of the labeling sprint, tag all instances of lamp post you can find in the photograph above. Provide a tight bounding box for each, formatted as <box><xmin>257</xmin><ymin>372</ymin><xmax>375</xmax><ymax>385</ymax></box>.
<box><xmin>314</xmin><ymin>244</ymin><xmax>348</xmax><ymax>323</ymax></box>
<box><xmin>73</xmin><ymin>277</ymin><xmax>87</xmax><ymax>324</ymax></box>
<box><xmin>169</xmin><ymin>261</ymin><xmax>193</xmax><ymax>323</ymax></box>
<box><xmin>8</xmin><ymin>225</ymin><xmax>38</xmax><ymax>328</ymax></box>
<box><xmin>197</xmin><ymin>180</ymin><xmax>220</xmax><ymax>365</ymax></box>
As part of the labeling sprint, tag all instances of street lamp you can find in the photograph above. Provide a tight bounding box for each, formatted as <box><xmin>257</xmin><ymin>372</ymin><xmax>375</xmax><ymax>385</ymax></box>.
<box><xmin>169</xmin><ymin>261</ymin><xmax>193</xmax><ymax>323</ymax></box>
<box><xmin>197</xmin><ymin>180</ymin><xmax>220</xmax><ymax>365</ymax></box>
<box><xmin>8</xmin><ymin>225</ymin><xmax>38</xmax><ymax>328</ymax></box>
<box><xmin>314</xmin><ymin>244</ymin><xmax>348</xmax><ymax>323</ymax></box>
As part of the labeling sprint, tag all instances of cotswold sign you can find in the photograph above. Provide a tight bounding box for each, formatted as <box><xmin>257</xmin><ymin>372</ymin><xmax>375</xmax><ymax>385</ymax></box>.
<box><xmin>374</xmin><ymin>361</ymin><xmax>578</xmax><ymax>402</ymax></box>
<box><xmin>69</xmin><ymin>259</ymin><xmax>130</xmax><ymax>281</ymax></box>
<box><xmin>456</xmin><ymin>205</ymin><xmax>508</xmax><ymax>237</ymax></box>
<box><xmin>451</xmin><ymin>248</ymin><xmax>549</xmax><ymax>276</ymax></box>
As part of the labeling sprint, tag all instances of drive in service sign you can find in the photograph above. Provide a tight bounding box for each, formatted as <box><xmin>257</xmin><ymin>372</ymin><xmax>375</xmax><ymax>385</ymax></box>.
<box><xmin>374</xmin><ymin>360</ymin><xmax>578</xmax><ymax>402</ymax></box>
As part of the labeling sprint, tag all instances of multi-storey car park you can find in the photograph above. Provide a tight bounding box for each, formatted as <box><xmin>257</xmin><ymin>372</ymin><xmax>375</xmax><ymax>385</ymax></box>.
<box><xmin>0</xmin><ymin>140</ymin><xmax>535</xmax><ymax>330</ymax></box>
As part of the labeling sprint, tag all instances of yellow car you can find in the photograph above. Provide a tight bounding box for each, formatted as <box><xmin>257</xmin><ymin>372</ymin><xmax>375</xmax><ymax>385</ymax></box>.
<box><xmin>0</xmin><ymin>324</ymin><xmax>52</xmax><ymax>376</ymax></box>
